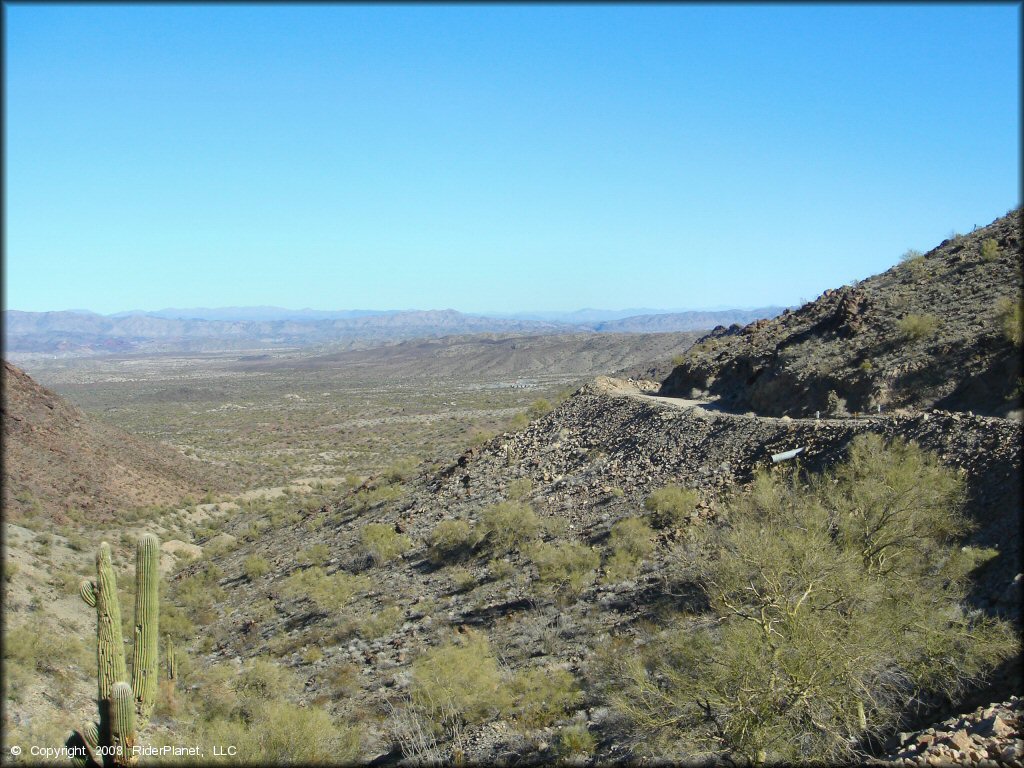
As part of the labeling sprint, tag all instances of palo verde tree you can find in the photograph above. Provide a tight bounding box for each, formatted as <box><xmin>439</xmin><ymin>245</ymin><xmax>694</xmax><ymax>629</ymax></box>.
<box><xmin>613</xmin><ymin>434</ymin><xmax>1016</xmax><ymax>764</ymax></box>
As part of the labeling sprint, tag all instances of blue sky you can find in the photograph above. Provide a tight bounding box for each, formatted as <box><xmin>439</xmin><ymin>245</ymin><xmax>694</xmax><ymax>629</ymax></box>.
<box><xmin>5</xmin><ymin>4</ymin><xmax>1020</xmax><ymax>315</ymax></box>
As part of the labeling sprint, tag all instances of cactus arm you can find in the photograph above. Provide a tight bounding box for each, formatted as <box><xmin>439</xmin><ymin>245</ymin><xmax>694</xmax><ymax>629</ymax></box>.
<box><xmin>131</xmin><ymin>534</ymin><xmax>159</xmax><ymax>722</ymax></box>
<box><xmin>110</xmin><ymin>681</ymin><xmax>138</xmax><ymax>767</ymax></box>
<box><xmin>80</xmin><ymin>579</ymin><xmax>97</xmax><ymax>608</ymax></box>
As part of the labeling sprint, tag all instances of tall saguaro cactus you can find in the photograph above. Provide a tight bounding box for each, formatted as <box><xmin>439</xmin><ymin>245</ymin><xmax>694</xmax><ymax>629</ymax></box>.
<box><xmin>72</xmin><ymin>536</ymin><xmax>161</xmax><ymax>767</ymax></box>
<box><xmin>131</xmin><ymin>534</ymin><xmax>159</xmax><ymax>723</ymax></box>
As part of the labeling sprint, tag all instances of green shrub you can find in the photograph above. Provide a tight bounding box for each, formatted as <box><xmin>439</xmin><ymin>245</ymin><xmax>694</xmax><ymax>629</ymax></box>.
<box><xmin>604</xmin><ymin>517</ymin><xmax>655</xmax><ymax>582</ymax></box>
<box><xmin>361</xmin><ymin>605</ymin><xmax>403</xmax><ymax>640</ymax></box>
<box><xmin>243</xmin><ymin>555</ymin><xmax>271</xmax><ymax>580</ymax></box>
<box><xmin>427</xmin><ymin>519</ymin><xmax>476</xmax><ymax>564</ymax></box>
<box><xmin>529</xmin><ymin>541</ymin><xmax>600</xmax><ymax>600</ymax></box>
<box><xmin>506</xmin><ymin>666</ymin><xmax>582</xmax><ymax>728</ymax></box>
<box><xmin>644</xmin><ymin>485</ymin><xmax>699</xmax><ymax>529</ymax></box>
<box><xmin>613</xmin><ymin>434</ymin><xmax>1017</xmax><ymax>764</ymax></box>
<box><xmin>300</xmin><ymin>544</ymin><xmax>330</xmax><ymax>567</ymax></box>
<box><xmin>897</xmin><ymin>313</ymin><xmax>940</xmax><ymax>341</ymax></box>
<box><xmin>981</xmin><ymin>238</ymin><xmax>1000</xmax><ymax>261</ymax></box>
<box><xmin>281</xmin><ymin>567</ymin><xmax>367</xmax><ymax>612</ymax></box>
<box><xmin>900</xmin><ymin>248</ymin><xmax>924</xmax><ymax>262</ymax></box>
<box><xmin>558</xmin><ymin>723</ymin><xmax>597</xmax><ymax>758</ymax></box>
<box><xmin>477</xmin><ymin>501</ymin><xmax>541</xmax><ymax>554</ymax></box>
<box><xmin>360</xmin><ymin>523</ymin><xmax>413</xmax><ymax>565</ymax></box>
<box><xmin>449</xmin><ymin>566</ymin><xmax>477</xmax><ymax>592</ymax></box>
<box><xmin>996</xmin><ymin>296</ymin><xmax>1023</xmax><ymax>346</ymax></box>
<box><xmin>410</xmin><ymin>631</ymin><xmax>508</xmax><ymax>727</ymax></box>
<box><xmin>529</xmin><ymin>398</ymin><xmax>553</xmax><ymax>419</ymax></box>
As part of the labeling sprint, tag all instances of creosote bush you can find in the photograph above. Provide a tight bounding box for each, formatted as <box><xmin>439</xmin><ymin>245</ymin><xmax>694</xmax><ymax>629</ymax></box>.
<box><xmin>604</xmin><ymin>516</ymin><xmax>655</xmax><ymax>582</ymax></box>
<box><xmin>897</xmin><ymin>312</ymin><xmax>940</xmax><ymax>341</ymax></box>
<box><xmin>477</xmin><ymin>501</ymin><xmax>541</xmax><ymax>554</ymax></box>
<box><xmin>529</xmin><ymin>541</ymin><xmax>600</xmax><ymax>601</ymax></box>
<box><xmin>980</xmin><ymin>238</ymin><xmax>1000</xmax><ymax>261</ymax></box>
<box><xmin>281</xmin><ymin>567</ymin><xmax>368</xmax><ymax>612</ymax></box>
<box><xmin>996</xmin><ymin>296</ymin><xmax>1023</xmax><ymax>346</ymax></box>
<box><xmin>644</xmin><ymin>485</ymin><xmax>699</xmax><ymax>529</ymax></box>
<box><xmin>360</xmin><ymin>523</ymin><xmax>413</xmax><ymax>565</ymax></box>
<box><xmin>613</xmin><ymin>434</ymin><xmax>1017</xmax><ymax>764</ymax></box>
<box><xmin>427</xmin><ymin>519</ymin><xmax>475</xmax><ymax>564</ymax></box>
<box><xmin>242</xmin><ymin>555</ymin><xmax>271</xmax><ymax>581</ymax></box>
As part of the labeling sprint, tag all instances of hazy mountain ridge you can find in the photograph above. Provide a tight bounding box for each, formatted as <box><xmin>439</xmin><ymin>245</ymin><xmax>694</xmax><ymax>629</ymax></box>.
<box><xmin>5</xmin><ymin>306</ymin><xmax>787</xmax><ymax>358</ymax></box>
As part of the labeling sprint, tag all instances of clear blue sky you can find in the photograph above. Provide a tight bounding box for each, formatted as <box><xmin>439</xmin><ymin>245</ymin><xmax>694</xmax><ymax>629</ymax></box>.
<box><xmin>5</xmin><ymin>4</ymin><xmax>1020</xmax><ymax>315</ymax></box>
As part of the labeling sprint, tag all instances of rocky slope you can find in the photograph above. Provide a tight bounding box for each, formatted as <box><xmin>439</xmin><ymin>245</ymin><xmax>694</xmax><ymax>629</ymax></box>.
<box><xmin>185</xmin><ymin>378</ymin><xmax>1021</xmax><ymax>764</ymax></box>
<box><xmin>1</xmin><ymin>361</ymin><xmax>219</xmax><ymax>524</ymax></box>
<box><xmin>661</xmin><ymin>209</ymin><xmax>1022</xmax><ymax>418</ymax></box>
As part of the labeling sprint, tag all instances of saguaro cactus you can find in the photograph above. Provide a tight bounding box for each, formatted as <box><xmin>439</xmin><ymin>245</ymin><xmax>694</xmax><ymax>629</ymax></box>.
<box><xmin>131</xmin><ymin>534</ymin><xmax>159</xmax><ymax>722</ymax></box>
<box><xmin>71</xmin><ymin>536</ymin><xmax>162</xmax><ymax>767</ymax></box>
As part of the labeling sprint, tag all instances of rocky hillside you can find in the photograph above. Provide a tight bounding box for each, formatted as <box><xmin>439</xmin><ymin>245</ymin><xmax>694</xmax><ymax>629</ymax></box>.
<box><xmin>183</xmin><ymin>378</ymin><xmax>1020</xmax><ymax>764</ymax></box>
<box><xmin>661</xmin><ymin>209</ymin><xmax>1022</xmax><ymax>418</ymax></box>
<box><xmin>1</xmin><ymin>361</ymin><xmax>219</xmax><ymax>525</ymax></box>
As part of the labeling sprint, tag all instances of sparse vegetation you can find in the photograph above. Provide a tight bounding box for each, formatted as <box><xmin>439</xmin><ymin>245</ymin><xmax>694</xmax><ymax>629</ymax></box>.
<box><xmin>281</xmin><ymin>567</ymin><xmax>368</xmax><ymax>612</ymax></box>
<box><xmin>644</xmin><ymin>484</ymin><xmax>699</xmax><ymax>529</ymax></box>
<box><xmin>477</xmin><ymin>501</ymin><xmax>541</xmax><ymax>554</ymax></box>
<box><xmin>996</xmin><ymin>296</ymin><xmax>1023</xmax><ymax>346</ymax></box>
<box><xmin>242</xmin><ymin>554</ymin><xmax>271</xmax><ymax>580</ymax></box>
<box><xmin>529</xmin><ymin>541</ymin><xmax>600</xmax><ymax>600</ymax></box>
<box><xmin>898</xmin><ymin>312</ymin><xmax>940</xmax><ymax>340</ymax></box>
<box><xmin>360</xmin><ymin>523</ymin><xmax>413</xmax><ymax>565</ymax></box>
<box><xmin>427</xmin><ymin>519</ymin><xmax>476</xmax><ymax>564</ymax></box>
<box><xmin>980</xmin><ymin>238</ymin><xmax>1000</xmax><ymax>261</ymax></box>
<box><xmin>604</xmin><ymin>516</ymin><xmax>655</xmax><ymax>582</ymax></box>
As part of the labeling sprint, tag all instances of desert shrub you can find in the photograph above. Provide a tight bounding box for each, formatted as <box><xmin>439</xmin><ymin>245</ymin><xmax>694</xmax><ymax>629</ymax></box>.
<box><xmin>243</xmin><ymin>555</ymin><xmax>271</xmax><ymax>580</ymax></box>
<box><xmin>4</xmin><ymin>561</ymin><xmax>19</xmax><ymax>582</ymax></box>
<box><xmin>360</xmin><ymin>523</ymin><xmax>413</xmax><ymax>565</ymax></box>
<box><xmin>174</xmin><ymin>699</ymin><xmax>361</xmax><ymax>765</ymax></box>
<box><xmin>449</xmin><ymin>567</ymin><xmax>477</xmax><ymax>592</ymax></box>
<box><xmin>507</xmin><ymin>477</ymin><xmax>533</xmax><ymax>500</ymax></box>
<box><xmin>529</xmin><ymin>541</ymin><xmax>600</xmax><ymax>601</ymax></box>
<box><xmin>559</xmin><ymin>722</ymin><xmax>597</xmax><ymax>758</ymax></box>
<box><xmin>300</xmin><ymin>543</ymin><xmax>330</xmax><ymax>567</ymax></box>
<box><xmin>383</xmin><ymin>456</ymin><xmax>419</xmax><ymax>483</ymax></box>
<box><xmin>361</xmin><ymin>605</ymin><xmax>404</xmax><ymax>640</ymax></box>
<box><xmin>4</xmin><ymin>618</ymin><xmax>89</xmax><ymax>702</ymax></box>
<box><xmin>529</xmin><ymin>398</ymin><xmax>553</xmax><ymax>419</ymax></box>
<box><xmin>644</xmin><ymin>485</ymin><xmax>699</xmax><ymax>529</ymax></box>
<box><xmin>427</xmin><ymin>519</ymin><xmax>476</xmax><ymax>564</ymax></box>
<box><xmin>859</xmin><ymin>359</ymin><xmax>874</xmax><ymax>372</ymax></box>
<box><xmin>235</xmin><ymin>657</ymin><xmax>299</xmax><ymax>703</ymax></box>
<box><xmin>352</xmin><ymin>482</ymin><xmax>405</xmax><ymax>512</ymax></box>
<box><xmin>900</xmin><ymin>248</ymin><xmax>924</xmax><ymax>262</ymax></box>
<box><xmin>488</xmin><ymin>558</ymin><xmax>515</xmax><ymax>582</ymax></box>
<box><xmin>897</xmin><ymin>313</ymin><xmax>940</xmax><ymax>340</ymax></box>
<box><xmin>981</xmin><ymin>238</ymin><xmax>1000</xmax><ymax>261</ymax></box>
<box><xmin>410</xmin><ymin>631</ymin><xmax>508</xmax><ymax>728</ymax></box>
<box><xmin>506</xmin><ymin>666</ymin><xmax>582</xmax><ymax>728</ymax></box>
<box><xmin>604</xmin><ymin>517</ymin><xmax>655</xmax><ymax>582</ymax></box>
<box><xmin>996</xmin><ymin>296</ymin><xmax>1023</xmax><ymax>346</ymax></box>
<box><xmin>281</xmin><ymin>567</ymin><xmax>368</xmax><ymax>612</ymax></box>
<box><xmin>613</xmin><ymin>434</ymin><xmax>1017</xmax><ymax>764</ymax></box>
<box><xmin>477</xmin><ymin>501</ymin><xmax>541</xmax><ymax>554</ymax></box>
<box><xmin>505</xmin><ymin>412</ymin><xmax>531</xmax><ymax>431</ymax></box>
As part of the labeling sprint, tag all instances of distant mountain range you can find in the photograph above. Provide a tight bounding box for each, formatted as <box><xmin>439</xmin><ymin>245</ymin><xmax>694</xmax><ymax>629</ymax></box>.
<box><xmin>3</xmin><ymin>306</ymin><xmax>786</xmax><ymax>358</ymax></box>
